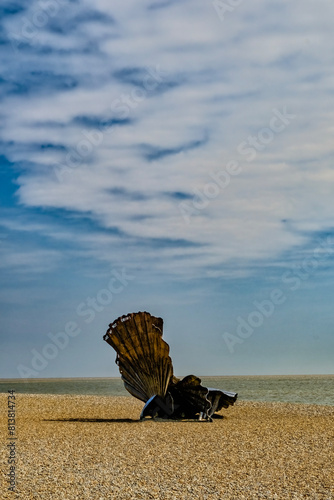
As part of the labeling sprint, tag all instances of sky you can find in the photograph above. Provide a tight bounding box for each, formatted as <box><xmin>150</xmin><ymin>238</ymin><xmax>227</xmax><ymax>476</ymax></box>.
<box><xmin>1</xmin><ymin>0</ymin><xmax>334</xmax><ymax>378</ymax></box>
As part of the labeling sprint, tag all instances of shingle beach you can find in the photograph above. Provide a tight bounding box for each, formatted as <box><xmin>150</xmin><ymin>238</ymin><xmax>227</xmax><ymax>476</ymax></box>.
<box><xmin>1</xmin><ymin>394</ymin><xmax>333</xmax><ymax>499</ymax></box>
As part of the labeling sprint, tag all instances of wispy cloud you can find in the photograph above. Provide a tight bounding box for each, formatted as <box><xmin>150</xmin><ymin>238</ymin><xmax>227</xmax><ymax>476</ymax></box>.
<box><xmin>0</xmin><ymin>244</ymin><xmax>62</xmax><ymax>274</ymax></box>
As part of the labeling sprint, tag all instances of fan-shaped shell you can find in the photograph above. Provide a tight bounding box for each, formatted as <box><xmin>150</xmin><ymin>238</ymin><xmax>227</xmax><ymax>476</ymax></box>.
<box><xmin>103</xmin><ymin>311</ymin><xmax>173</xmax><ymax>402</ymax></box>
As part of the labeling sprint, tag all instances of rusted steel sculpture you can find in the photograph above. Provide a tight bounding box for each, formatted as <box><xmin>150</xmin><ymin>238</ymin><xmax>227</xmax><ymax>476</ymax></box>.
<box><xmin>103</xmin><ymin>311</ymin><xmax>237</xmax><ymax>421</ymax></box>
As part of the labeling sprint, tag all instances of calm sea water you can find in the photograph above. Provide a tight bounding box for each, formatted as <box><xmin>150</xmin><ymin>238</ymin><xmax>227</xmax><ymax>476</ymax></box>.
<box><xmin>0</xmin><ymin>375</ymin><xmax>333</xmax><ymax>405</ymax></box>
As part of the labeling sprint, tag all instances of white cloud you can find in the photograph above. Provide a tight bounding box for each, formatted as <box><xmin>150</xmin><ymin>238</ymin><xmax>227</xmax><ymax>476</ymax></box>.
<box><xmin>2</xmin><ymin>0</ymin><xmax>334</xmax><ymax>279</ymax></box>
<box><xmin>0</xmin><ymin>246</ymin><xmax>62</xmax><ymax>274</ymax></box>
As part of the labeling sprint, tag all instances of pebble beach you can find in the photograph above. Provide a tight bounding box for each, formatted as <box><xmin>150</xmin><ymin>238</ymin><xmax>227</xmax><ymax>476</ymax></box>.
<box><xmin>1</xmin><ymin>393</ymin><xmax>334</xmax><ymax>499</ymax></box>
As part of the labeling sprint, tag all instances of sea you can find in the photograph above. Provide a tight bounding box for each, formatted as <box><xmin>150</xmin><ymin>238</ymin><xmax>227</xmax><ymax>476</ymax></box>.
<box><xmin>0</xmin><ymin>375</ymin><xmax>333</xmax><ymax>406</ymax></box>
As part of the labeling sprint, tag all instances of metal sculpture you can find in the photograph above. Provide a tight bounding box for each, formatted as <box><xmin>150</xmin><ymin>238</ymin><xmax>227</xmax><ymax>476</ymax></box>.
<box><xmin>103</xmin><ymin>311</ymin><xmax>237</xmax><ymax>421</ymax></box>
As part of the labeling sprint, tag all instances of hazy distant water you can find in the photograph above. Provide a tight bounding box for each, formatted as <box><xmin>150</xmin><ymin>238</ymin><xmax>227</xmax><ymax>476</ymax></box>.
<box><xmin>0</xmin><ymin>375</ymin><xmax>333</xmax><ymax>406</ymax></box>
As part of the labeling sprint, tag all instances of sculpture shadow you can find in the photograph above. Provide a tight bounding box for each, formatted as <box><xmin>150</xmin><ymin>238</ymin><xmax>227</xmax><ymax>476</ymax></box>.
<box><xmin>44</xmin><ymin>418</ymin><xmax>139</xmax><ymax>423</ymax></box>
<box><xmin>44</xmin><ymin>414</ymin><xmax>224</xmax><ymax>423</ymax></box>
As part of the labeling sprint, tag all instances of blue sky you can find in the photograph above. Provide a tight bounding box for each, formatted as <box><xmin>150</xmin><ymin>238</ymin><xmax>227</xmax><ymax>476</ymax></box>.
<box><xmin>1</xmin><ymin>0</ymin><xmax>334</xmax><ymax>378</ymax></box>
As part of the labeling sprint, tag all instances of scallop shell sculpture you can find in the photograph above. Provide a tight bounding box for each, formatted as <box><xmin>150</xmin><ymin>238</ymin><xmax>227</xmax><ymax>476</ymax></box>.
<box><xmin>103</xmin><ymin>311</ymin><xmax>237</xmax><ymax>421</ymax></box>
<box><xmin>103</xmin><ymin>311</ymin><xmax>172</xmax><ymax>402</ymax></box>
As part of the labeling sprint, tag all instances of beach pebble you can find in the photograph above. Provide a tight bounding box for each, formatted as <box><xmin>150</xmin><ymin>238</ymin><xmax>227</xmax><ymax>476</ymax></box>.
<box><xmin>0</xmin><ymin>395</ymin><xmax>333</xmax><ymax>499</ymax></box>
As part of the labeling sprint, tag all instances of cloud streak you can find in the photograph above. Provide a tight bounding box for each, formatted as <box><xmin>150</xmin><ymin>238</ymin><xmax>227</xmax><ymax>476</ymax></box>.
<box><xmin>2</xmin><ymin>0</ymin><xmax>334</xmax><ymax>279</ymax></box>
